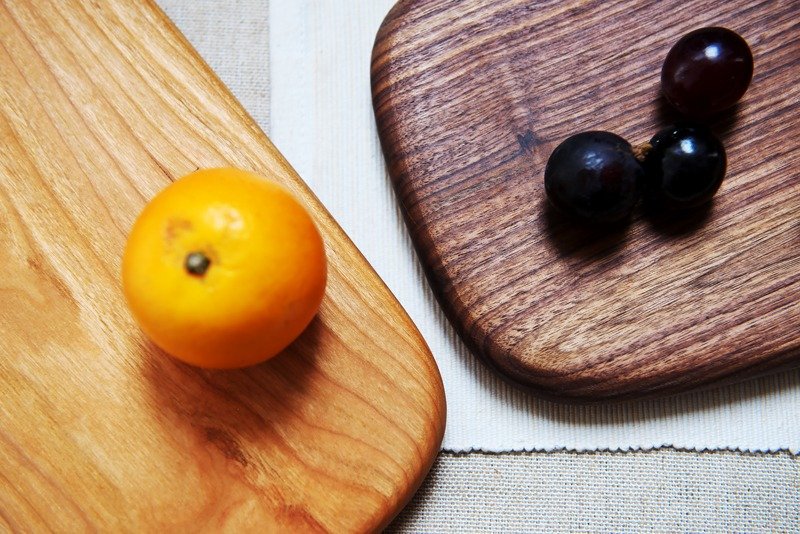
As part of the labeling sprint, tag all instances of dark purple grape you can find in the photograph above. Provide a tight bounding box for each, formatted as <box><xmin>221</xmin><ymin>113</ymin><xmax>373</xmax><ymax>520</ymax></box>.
<box><xmin>643</xmin><ymin>124</ymin><xmax>726</xmax><ymax>209</ymax></box>
<box><xmin>661</xmin><ymin>27</ymin><xmax>754</xmax><ymax>118</ymax></box>
<box><xmin>544</xmin><ymin>131</ymin><xmax>643</xmax><ymax>223</ymax></box>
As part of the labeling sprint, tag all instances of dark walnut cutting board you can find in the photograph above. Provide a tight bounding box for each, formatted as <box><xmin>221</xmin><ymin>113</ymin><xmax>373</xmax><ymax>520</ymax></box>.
<box><xmin>372</xmin><ymin>0</ymin><xmax>799</xmax><ymax>400</ymax></box>
<box><xmin>0</xmin><ymin>0</ymin><xmax>444</xmax><ymax>531</ymax></box>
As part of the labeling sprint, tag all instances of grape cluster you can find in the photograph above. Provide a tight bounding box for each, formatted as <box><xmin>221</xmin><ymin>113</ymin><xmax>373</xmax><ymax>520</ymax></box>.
<box><xmin>545</xmin><ymin>27</ymin><xmax>752</xmax><ymax>223</ymax></box>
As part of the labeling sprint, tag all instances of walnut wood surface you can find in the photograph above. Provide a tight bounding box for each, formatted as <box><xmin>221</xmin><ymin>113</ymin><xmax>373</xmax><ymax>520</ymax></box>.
<box><xmin>372</xmin><ymin>0</ymin><xmax>799</xmax><ymax>400</ymax></box>
<box><xmin>0</xmin><ymin>0</ymin><xmax>445</xmax><ymax>530</ymax></box>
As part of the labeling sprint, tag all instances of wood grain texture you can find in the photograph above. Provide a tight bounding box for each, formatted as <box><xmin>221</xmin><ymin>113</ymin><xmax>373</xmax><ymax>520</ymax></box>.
<box><xmin>372</xmin><ymin>0</ymin><xmax>800</xmax><ymax>401</ymax></box>
<box><xmin>0</xmin><ymin>0</ymin><xmax>444</xmax><ymax>531</ymax></box>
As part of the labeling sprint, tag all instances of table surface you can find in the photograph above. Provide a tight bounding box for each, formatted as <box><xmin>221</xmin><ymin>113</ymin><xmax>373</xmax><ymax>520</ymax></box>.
<box><xmin>155</xmin><ymin>0</ymin><xmax>799</xmax><ymax>530</ymax></box>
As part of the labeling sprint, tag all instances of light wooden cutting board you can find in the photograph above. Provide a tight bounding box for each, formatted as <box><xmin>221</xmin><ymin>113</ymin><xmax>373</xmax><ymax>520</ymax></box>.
<box><xmin>372</xmin><ymin>0</ymin><xmax>799</xmax><ymax>400</ymax></box>
<box><xmin>0</xmin><ymin>0</ymin><xmax>444</xmax><ymax>531</ymax></box>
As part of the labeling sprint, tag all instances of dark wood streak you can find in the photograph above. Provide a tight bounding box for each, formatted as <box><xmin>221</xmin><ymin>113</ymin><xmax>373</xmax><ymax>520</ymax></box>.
<box><xmin>372</xmin><ymin>0</ymin><xmax>800</xmax><ymax>400</ymax></box>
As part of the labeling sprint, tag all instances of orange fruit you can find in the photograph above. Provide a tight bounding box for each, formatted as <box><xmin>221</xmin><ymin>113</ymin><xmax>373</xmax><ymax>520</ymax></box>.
<box><xmin>122</xmin><ymin>167</ymin><xmax>326</xmax><ymax>369</ymax></box>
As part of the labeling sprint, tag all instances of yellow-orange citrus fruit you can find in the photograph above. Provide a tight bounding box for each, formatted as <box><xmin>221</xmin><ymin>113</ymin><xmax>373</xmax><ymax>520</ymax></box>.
<box><xmin>122</xmin><ymin>167</ymin><xmax>326</xmax><ymax>369</ymax></box>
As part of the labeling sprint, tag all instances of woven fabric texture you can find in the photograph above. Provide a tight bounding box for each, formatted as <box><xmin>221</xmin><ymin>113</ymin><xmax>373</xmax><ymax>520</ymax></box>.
<box><xmin>389</xmin><ymin>450</ymin><xmax>800</xmax><ymax>533</ymax></box>
<box><xmin>161</xmin><ymin>0</ymin><xmax>270</xmax><ymax>130</ymax></box>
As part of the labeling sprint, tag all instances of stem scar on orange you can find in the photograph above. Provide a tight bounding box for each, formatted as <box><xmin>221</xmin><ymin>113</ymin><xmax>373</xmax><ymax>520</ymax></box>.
<box><xmin>122</xmin><ymin>167</ymin><xmax>327</xmax><ymax>369</ymax></box>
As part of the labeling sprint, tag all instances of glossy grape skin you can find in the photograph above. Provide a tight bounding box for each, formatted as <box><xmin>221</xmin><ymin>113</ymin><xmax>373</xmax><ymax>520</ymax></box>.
<box><xmin>643</xmin><ymin>124</ymin><xmax>726</xmax><ymax>209</ymax></box>
<box><xmin>661</xmin><ymin>27</ymin><xmax>753</xmax><ymax>118</ymax></box>
<box><xmin>544</xmin><ymin>131</ymin><xmax>643</xmax><ymax>223</ymax></box>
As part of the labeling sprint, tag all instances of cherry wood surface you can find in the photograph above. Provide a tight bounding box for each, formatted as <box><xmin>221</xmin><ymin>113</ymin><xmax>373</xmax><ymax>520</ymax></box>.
<box><xmin>372</xmin><ymin>0</ymin><xmax>799</xmax><ymax>400</ymax></box>
<box><xmin>0</xmin><ymin>0</ymin><xmax>445</xmax><ymax>530</ymax></box>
